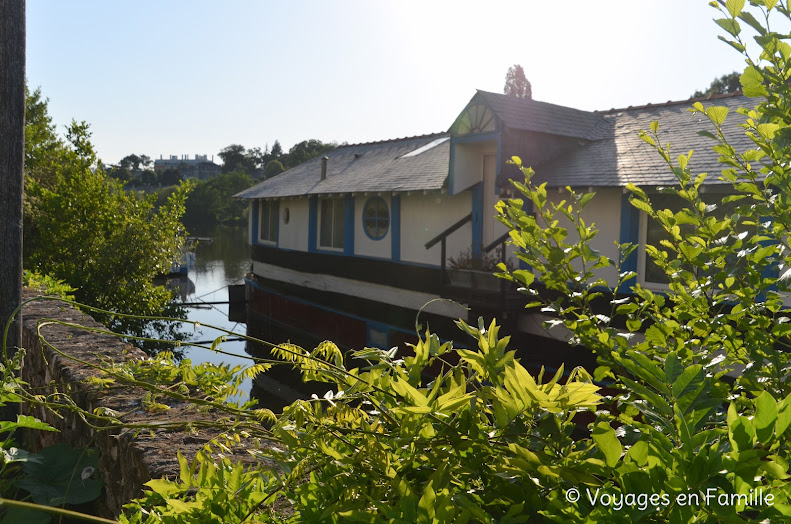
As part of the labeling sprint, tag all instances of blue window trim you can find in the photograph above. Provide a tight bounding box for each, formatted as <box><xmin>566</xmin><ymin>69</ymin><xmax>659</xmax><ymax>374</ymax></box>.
<box><xmin>251</xmin><ymin>200</ymin><xmax>260</xmax><ymax>246</ymax></box>
<box><xmin>391</xmin><ymin>195</ymin><xmax>401</xmax><ymax>262</ymax></box>
<box><xmin>361</xmin><ymin>196</ymin><xmax>390</xmax><ymax>241</ymax></box>
<box><xmin>308</xmin><ymin>196</ymin><xmax>317</xmax><ymax>252</ymax></box>
<box><xmin>618</xmin><ymin>191</ymin><xmax>640</xmax><ymax>292</ymax></box>
<box><xmin>344</xmin><ymin>194</ymin><xmax>355</xmax><ymax>256</ymax></box>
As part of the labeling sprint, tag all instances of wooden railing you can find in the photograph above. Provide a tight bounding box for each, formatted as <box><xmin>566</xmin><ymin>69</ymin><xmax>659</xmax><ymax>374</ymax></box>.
<box><xmin>424</xmin><ymin>213</ymin><xmax>472</xmax><ymax>281</ymax></box>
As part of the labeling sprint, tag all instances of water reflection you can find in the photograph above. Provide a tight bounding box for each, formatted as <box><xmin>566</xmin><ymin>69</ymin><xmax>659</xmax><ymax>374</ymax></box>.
<box><xmin>178</xmin><ymin>225</ymin><xmax>253</xmax><ymax>403</ymax></box>
<box><xmin>177</xmin><ymin>225</ymin><xmax>332</xmax><ymax>410</ymax></box>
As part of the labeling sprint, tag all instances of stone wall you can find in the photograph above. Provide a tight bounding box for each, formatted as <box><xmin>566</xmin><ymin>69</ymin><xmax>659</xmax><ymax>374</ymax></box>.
<box><xmin>19</xmin><ymin>292</ymin><xmax>256</xmax><ymax>518</ymax></box>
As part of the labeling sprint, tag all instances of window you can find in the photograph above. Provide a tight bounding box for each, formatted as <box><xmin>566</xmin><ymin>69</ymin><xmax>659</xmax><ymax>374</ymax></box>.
<box><xmin>259</xmin><ymin>200</ymin><xmax>278</xmax><ymax>243</ymax></box>
<box><xmin>319</xmin><ymin>198</ymin><xmax>345</xmax><ymax>249</ymax></box>
<box><xmin>362</xmin><ymin>197</ymin><xmax>389</xmax><ymax>240</ymax></box>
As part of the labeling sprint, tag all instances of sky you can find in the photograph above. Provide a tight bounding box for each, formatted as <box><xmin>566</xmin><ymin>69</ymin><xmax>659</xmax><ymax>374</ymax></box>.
<box><xmin>26</xmin><ymin>1</ymin><xmax>756</xmax><ymax>166</ymax></box>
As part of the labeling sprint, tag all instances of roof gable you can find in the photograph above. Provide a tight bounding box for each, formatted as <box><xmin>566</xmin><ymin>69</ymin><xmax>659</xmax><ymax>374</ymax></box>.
<box><xmin>452</xmin><ymin>90</ymin><xmax>608</xmax><ymax>140</ymax></box>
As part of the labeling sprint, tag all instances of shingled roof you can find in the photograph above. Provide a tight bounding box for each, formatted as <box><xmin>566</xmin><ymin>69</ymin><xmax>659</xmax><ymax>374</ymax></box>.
<box><xmin>234</xmin><ymin>133</ymin><xmax>450</xmax><ymax>200</ymax></box>
<box><xmin>236</xmin><ymin>92</ymin><xmax>759</xmax><ymax>200</ymax></box>
<box><xmin>529</xmin><ymin>92</ymin><xmax>756</xmax><ymax>187</ymax></box>
<box><xmin>469</xmin><ymin>90</ymin><xmax>609</xmax><ymax>140</ymax></box>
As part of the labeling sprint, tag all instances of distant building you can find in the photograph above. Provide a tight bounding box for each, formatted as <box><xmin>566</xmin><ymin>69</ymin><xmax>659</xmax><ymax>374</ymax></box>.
<box><xmin>154</xmin><ymin>154</ymin><xmax>221</xmax><ymax>181</ymax></box>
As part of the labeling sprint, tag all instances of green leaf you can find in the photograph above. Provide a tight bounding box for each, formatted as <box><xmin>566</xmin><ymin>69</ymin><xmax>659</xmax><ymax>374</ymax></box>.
<box><xmin>757</xmin><ymin>123</ymin><xmax>780</xmax><ymax>140</ymax></box>
<box><xmin>738</xmin><ymin>10</ymin><xmax>767</xmax><ymax>35</ymax></box>
<box><xmin>626</xmin><ymin>318</ymin><xmax>641</xmax><ymax>332</ymax></box>
<box><xmin>629</xmin><ymin>198</ymin><xmax>653</xmax><ymax>215</ymax></box>
<box><xmin>1</xmin><ymin>507</ymin><xmax>51</xmax><ymax>524</ymax></box>
<box><xmin>697</xmin><ymin>130</ymin><xmax>718</xmax><ymax>140</ymax></box>
<box><xmin>665</xmin><ymin>352</ymin><xmax>683</xmax><ymax>384</ymax></box>
<box><xmin>178</xmin><ymin>452</ymin><xmax>191</xmax><ymax>487</ymax></box>
<box><xmin>706</xmin><ymin>106</ymin><xmax>730</xmax><ymax>126</ymax></box>
<box><xmin>0</xmin><ymin>415</ymin><xmax>58</xmax><ymax>434</ymax></box>
<box><xmin>753</xmin><ymin>391</ymin><xmax>777</xmax><ymax>444</ymax></box>
<box><xmin>715</xmin><ymin>17</ymin><xmax>741</xmax><ymax>36</ymax></box>
<box><xmin>579</xmin><ymin>192</ymin><xmax>596</xmax><ymax>208</ymax></box>
<box><xmin>145</xmin><ymin>478</ymin><xmax>181</xmax><ymax>498</ymax></box>
<box><xmin>718</xmin><ymin>35</ymin><xmax>746</xmax><ymax>53</ymax></box>
<box><xmin>726</xmin><ymin>0</ymin><xmax>745</xmax><ymax>17</ymax></box>
<box><xmin>18</xmin><ymin>444</ymin><xmax>103</xmax><ymax>506</ymax></box>
<box><xmin>672</xmin><ymin>365</ymin><xmax>704</xmax><ymax>400</ymax></box>
<box><xmin>741</xmin><ymin>66</ymin><xmax>769</xmax><ymax>97</ymax></box>
<box><xmin>777</xmin><ymin>393</ymin><xmax>791</xmax><ymax>437</ymax></box>
<box><xmin>591</xmin><ymin>422</ymin><xmax>622</xmax><ymax>468</ymax></box>
<box><xmin>727</xmin><ymin>403</ymin><xmax>756</xmax><ymax>452</ymax></box>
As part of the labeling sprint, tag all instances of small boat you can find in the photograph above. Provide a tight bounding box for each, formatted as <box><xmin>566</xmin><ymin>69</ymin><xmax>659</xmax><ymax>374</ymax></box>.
<box><xmin>170</xmin><ymin>241</ymin><xmax>196</xmax><ymax>275</ymax></box>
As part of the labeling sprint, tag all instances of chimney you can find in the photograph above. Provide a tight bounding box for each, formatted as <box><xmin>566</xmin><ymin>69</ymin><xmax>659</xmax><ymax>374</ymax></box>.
<box><xmin>321</xmin><ymin>156</ymin><xmax>329</xmax><ymax>181</ymax></box>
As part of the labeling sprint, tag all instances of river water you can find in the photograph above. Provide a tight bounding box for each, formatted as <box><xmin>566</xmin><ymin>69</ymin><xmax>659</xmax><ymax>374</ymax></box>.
<box><xmin>170</xmin><ymin>225</ymin><xmax>254</xmax><ymax>402</ymax></box>
<box><xmin>170</xmin><ymin>225</ymin><xmax>342</xmax><ymax>408</ymax></box>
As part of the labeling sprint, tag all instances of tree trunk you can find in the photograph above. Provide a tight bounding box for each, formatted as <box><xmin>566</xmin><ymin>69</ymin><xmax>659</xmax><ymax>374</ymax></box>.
<box><xmin>0</xmin><ymin>1</ymin><xmax>26</xmax><ymax>392</ymax></box>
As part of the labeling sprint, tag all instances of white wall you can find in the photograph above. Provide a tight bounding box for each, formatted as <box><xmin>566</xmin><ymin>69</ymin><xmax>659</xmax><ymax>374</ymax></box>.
<box><xmin>401</xmin><ymin>191</ymin><xmax>472</xmax><ymax>266</ymax></box>
<box><xmin>544</xmin><ymin>187</ymin><xmax>622</xmax><ymax>285</ymax></box>
<box><xmin>354</xmin><ymin>195</ymin><xmax>391</xmax><ymax>259</ymax></box>
<box><xmin>451</xmin><ymin>141</ymin><xmax>496</xmax><ymax>195</ymax></box>
<box><xmin>277</xmin><ymin>198</ymin><xmax>310</xmax><ymax>251</ymax></box>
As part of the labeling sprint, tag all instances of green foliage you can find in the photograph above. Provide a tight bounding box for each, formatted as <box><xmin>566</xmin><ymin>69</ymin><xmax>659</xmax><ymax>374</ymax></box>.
<box><xmin>282</xmin><ymin>139</ymin><xmax>336</xmax><ymax>168</ymax></box>
<box><xmin>23</xmin><ymin>87</ymin><xmax>191</xmax><ymax>337</ymax></box>
<box><xmin>504</xmin><ymin>63</ymin><xmax>532</xmax><ymax>99</ymax></box>
<box><xmin>119</xmin><ymin>451</ymin><xmax>276</xmax><ymax>524</ymax></box>
<box><xmin>218</xmin><ymin>144</ymin><xmax>260</xmax><ymax>174</ymax></box>
<box><xmin>182</xmin><ymin>170</ymin><xmax>253</xmax><ymax>231</ymax></box>
<box><xmin>16</xmin><ymin>444</ymin><xmax>102</xmax><ymax>506</ymax></box>
<box><xmin>23</xmin><ymin>3</ymin><xmax>791</xmax><ymax>522</ymax></box>
<box><xmin>21</xmin><ymin>271</ymin><xmax>75</xmax><ymax>300</ymax></box>
<box><xmin>481</xmin><ymin>4</ymin><xmax>791</xmax><ymax>520</ymax></box>
<box><xmin>0</xmin><ymin>340</ymin><xmax>104</xmax><ymax>524</ymax></box>
<box><xmin>263</xmin><ymin>159</ymin><xmax>285</xmax><ymax>178</ymax></box>
<box><xmin>160</xmin><ymin>168</ymin><xmax>183</xmax><ymax>187</ymax></box>
<box><xmin>692</xmin><ymin>71</ymin><xmax>742</xmax><ymax>98</ymax></box>
<box><xmin>117</xmin><ymin>320</ymin><xmax>602</xmax><ymax>522</ymax></box>
<box><xmin>103</xmin><ymin>350</ymin><xmax>255</xmax><ymax>410</ymax></box>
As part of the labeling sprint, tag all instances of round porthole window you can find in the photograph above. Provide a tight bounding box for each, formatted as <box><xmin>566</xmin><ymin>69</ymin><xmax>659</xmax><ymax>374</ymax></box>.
<box><xmin>283</xmin><ymin>207</ymin><xmax>290</xmax><ymax>224</ymax></box>
<box><xmin>362</xmin><ymin>197</ymin><xmax>389</xmax><ymax>240</ymax></box>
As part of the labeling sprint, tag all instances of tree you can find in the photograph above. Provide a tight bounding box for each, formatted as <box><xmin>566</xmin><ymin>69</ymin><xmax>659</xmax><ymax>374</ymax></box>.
<box><xmin>107</xmin><ymin>165</ymin><xmax>132</xmax><ymax>184</ymax></box>
<box><xmin>182</xmin><ymin>170</ymin><xmax>253</xmax><ymax>231</ymax></box>
<box><xmin>218</xmin><ymin>144</ymin><xmax>259</xmax><ymax>174</ymax></box>
<box><xmin>270</xmin><ymin>140</ymin><xmax>283</xmax><ymax>159</ymax></box>
<box><xmin>692</xmin><ymin>71</ymin><xmax>741</xmax><ymax>97</ymax></box>
<box><xmin>119</xmin><ymin>153</ymin><xmax>143</xmax><ymax>172</ymax></box>
<box><xmin>283</xmin><ymin>139</ymin><xmax>336</xmax><ymax>168</ymax></box>
<box><xmin>24</xmin><ymin>87</ymin><xmax>61</xmax><ymax>189</ymax></box>
<box><xmin>160</xmin><ymin>167</ymin><xmax>182</xmax><ymax>186</ymax></box>
<box><xmin>0</xmin><ymin>0</ymin><xmax>25</xmax><ymax>380</ymax></box>
<box><xmin>504</xmin><ymin>64</ymin><xmax>532</xmax><ymax>99</ymax></box>
<box><xmin>140</xmin><ymin>169</ymin><xmax>158</xmax><ymax>186</ymax></box>
<box><xmin>23</xmin><ymin>89</ymin><xmax>190</xmax><ymax>335</ymax></box>
<box><xmin>263</xmin><ymin>159</ymin><xmax>285</xmax><ymax>178</ymax></box>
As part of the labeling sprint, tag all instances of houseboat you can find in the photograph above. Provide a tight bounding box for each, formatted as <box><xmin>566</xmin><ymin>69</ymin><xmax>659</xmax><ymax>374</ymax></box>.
<box><xmin>234</xmin><ymin>90</ymin><xmax>753</xmax><ymax>368</ymax></box>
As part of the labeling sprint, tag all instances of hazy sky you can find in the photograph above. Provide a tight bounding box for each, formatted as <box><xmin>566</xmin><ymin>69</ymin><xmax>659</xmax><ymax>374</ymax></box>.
<box><xmin>27</xmin><ymin>1</ymin><xmax>754</xmax><ymax>165</ymax></box>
